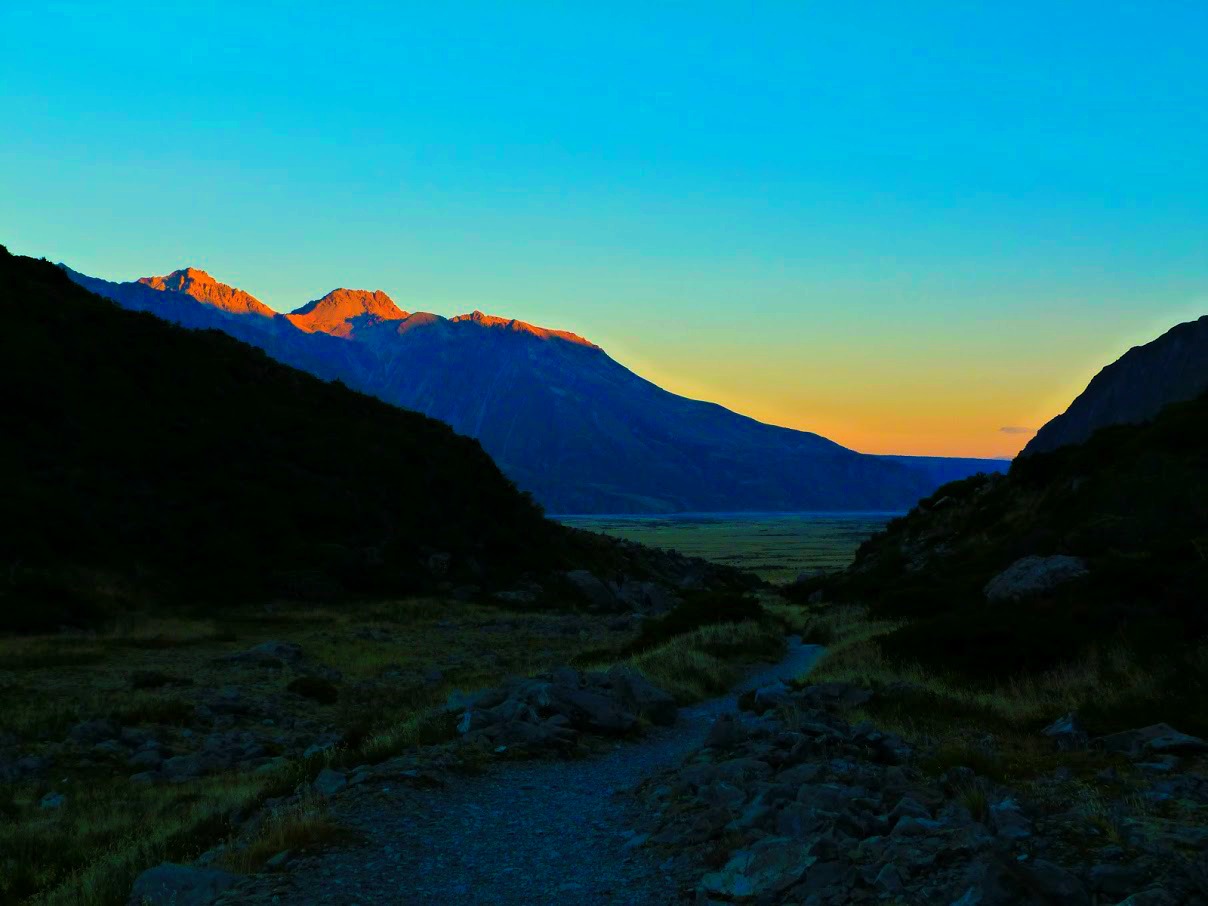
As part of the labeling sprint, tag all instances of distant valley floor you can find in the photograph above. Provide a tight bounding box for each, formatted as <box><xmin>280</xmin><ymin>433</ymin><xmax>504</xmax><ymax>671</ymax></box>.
<box><xmin>558</xmin><ymin>512</ymin><xmax>897</xmax><ymax>583</ymax></box>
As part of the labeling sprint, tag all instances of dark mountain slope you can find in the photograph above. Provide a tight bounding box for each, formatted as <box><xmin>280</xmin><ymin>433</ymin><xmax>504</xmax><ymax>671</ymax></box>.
<box><xmin>876</xmin><ymin>454</ymin><xmax>1009</xmax><ymax>488</ymax></box>
<box><xmin>2</xmin><ymin>247</ymin><xmax>713</xmax><ymax>631</ymax></box>
<box><xmin>1023</xmin><ymin>314</ymin><xmax>1208</xmax><ymax>456</ymax></box>
<box><xmin>805</xmin><ymin>390</ymin><xmax>1208</xmax><ymax>683</ymax></box>
<box><xmin>64</xmin><ymin>266</ymin><xmax>1006</xmax><ymax>513</ymax></box>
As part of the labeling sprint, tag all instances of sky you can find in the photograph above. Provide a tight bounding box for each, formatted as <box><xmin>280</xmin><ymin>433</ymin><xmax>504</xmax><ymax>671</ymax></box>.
<box><xmin>2</xmin><ymin>2</ymin><xmax>1206</xmax><ymax>458</ymax></box>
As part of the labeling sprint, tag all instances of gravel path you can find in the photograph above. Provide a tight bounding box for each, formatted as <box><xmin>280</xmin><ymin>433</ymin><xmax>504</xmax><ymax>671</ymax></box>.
<box><xmin>240</xmin><ymin>639</ymin><xmax>821</xmax><ymax>905</ymax></box>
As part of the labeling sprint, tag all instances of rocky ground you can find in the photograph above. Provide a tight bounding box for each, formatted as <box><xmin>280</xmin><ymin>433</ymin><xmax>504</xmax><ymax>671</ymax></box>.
<box><xmin>631</xmin><ymin>681</ymin><xmax>1208</xmax><ymax>904</ymax></box>
<box><xmin>119</xmin><ymin>634</ymin><xmax>1208</xmax><ymax>905</ymax></box>
<box><xmin>128</xmin><ymin>641</ymin><xmax>822</xmax><ymax>905</ymax></box>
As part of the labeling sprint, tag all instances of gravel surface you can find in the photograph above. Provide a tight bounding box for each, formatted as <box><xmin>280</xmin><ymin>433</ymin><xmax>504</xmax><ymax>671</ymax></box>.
<box><xmin>233</xmin><ymin>639</ymin><xmax>821</xmax><ymax>905</ymax></box>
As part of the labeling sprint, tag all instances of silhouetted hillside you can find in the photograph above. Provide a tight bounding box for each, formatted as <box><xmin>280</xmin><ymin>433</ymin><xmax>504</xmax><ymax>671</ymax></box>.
<box><xmin>801</xmin><ymin>391</ymin><xmax>1208</xmax><ymax>681</ymax></box>
<box><xmin>1023</xmin><ymin>314</ymin><xmax>1208</xmax><ymax>456</ymax></box>
<box><xmin>2</xmin><ymin>247</ymin><xmax>710</xmax><ymax>630</ymax></box>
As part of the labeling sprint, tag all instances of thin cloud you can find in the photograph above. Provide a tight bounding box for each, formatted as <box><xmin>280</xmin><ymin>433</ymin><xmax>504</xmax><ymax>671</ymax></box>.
<box><xmin>999</xmin><ymin>426</ymin><xmax>1035</xmax><ymax>435</ymax></box>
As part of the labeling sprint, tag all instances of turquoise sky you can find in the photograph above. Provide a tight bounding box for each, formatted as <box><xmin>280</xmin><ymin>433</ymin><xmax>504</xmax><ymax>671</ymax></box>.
<box><xmin>3</xmin><ymin>2</ymin><xmax>1206</xmax><ymax>456</ymax></box>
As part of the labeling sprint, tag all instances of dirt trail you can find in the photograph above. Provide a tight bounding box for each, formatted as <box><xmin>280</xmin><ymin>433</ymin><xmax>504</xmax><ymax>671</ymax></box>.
<box><xmin>235</xmin><ymin>640</ymin><xmax>821</xmax><ymax>905</ymax></box>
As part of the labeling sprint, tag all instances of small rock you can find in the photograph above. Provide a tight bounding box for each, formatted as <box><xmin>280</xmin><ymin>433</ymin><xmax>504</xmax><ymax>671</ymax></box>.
<box><xmin>1042</xmin><ymin>712</ymin><xmax>1088</xmax><ymax>751</ymax></box>
<box><xmin>265</xmin><ymin>850</ymin><xmax>291</xmax><ymax>871</ymax></box>
<box><xmin>313</xmin><ymin>768</ymin><xmax>347</xmax><ymax>797</ymax></box>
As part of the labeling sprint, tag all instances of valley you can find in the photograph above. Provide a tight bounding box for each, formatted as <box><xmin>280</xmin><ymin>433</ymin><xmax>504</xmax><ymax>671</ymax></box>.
<box><xmin>3</xmin><ymin>247</ymin><xmax>1208</xmax><ymax>906</ymax></box>
<box><xmin>6</xmin><ymin>9</ymin><xmax>1207</xmax><ymax>904</ymax></box>
<box><xmin>558</xmin><ymin>513</ymin><xmax>897</xmax><ymax>583</ymax></box>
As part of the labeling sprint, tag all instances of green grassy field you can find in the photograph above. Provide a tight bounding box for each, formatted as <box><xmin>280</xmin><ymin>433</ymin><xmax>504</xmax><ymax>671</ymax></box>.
<box><xmin>558</xmin><ymin>513</ymin><xmax>896</xmax><ymax>582</ymax></box>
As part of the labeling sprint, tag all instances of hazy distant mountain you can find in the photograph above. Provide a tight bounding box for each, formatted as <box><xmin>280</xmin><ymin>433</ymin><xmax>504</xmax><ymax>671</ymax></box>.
<box><xmin>1023</xmin><ymin>315</ymin><xmax>1208</xmax><ymax>456</ymax></box>
<box><xmin>63</xmin><ymin>264</ymin><xmax>1007</xmax><ymax>513</ymax></box>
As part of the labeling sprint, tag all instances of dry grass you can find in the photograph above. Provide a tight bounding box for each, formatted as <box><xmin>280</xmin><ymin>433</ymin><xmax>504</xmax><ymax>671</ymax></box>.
<box><xmin>0</xmin><ymin>598</ymin><xmax>633</xmax><ymax>905</ymax></box>
<box><xmin>5</xmin><ymin>770</ymin><xmax>284</xmax><ymax>906</ymax></box>
<box><xmin>222</xmin><ymin>791</ymin><xmax>356</xmax><ymax>873</ymax></box>
<box><xmin>800</xmin><ymin>605</ymin><xmax>1161</xmax><ymax>731</ymax></box>
<box><xmin>623</xmin><ymin>620</ymin><xmax>785</xmax><ymax>701</ymax></box>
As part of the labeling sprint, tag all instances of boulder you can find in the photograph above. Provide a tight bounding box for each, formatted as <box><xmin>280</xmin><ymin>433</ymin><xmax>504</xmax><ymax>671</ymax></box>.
<box><xmin>700</xmin><ymin>836</ymin><xmax>817</xmax><ymax>900</ymax></box>
<box><xmin>128</xmin><ymin>863</ymin><xmax>240</xmax><ymax>906</ymax></box>
<box><xmin>1019</xmin><ymin>859</ymin><xmax>1089</xmax><ymax>904</ymax></box>
<box><xmin>738</xmin><ymin>680</ymin><xmax>793</xmax><ymax>715</ymax></box>
<box><xmin>546</xmin><ymin>686</ymin><xmax>637</xmax><ymax>735</ymax></box>
<box><xmin>606</xmin><ymin>666</ymin><xmax>677</xmax><ymax>726</ymax></box>
<box><xmin>162</xmin><ymin>754</ymin><xmax>204</xmax><ymax>781</ymax></box>
<box><xmin>989</xmin><ymin>798</ymin><xmax>1032</xmax><ymax>840</ymax></box>
<box><xmin>313</xmin><ymin>768</ymin><xmax>347</xmax><ymax>797</ymax></box>
<box><xmin>984</xmin><ymin>555</ymin><xmax>1088</xmax><ymax>603</ymax></box>
<box><xmin>128</xmin><ymin>748</ymin><xmax>163</xmax><ymax>770</ymax></box>
<box><xmin>1099</xmin><ymin>724</ymin><xmax>1208</xmax><ymax>758</ymax></box>
<box><xmin>611</xmin><ymin>579</ymin><xmax>675</xmax><ymax>614</ymax></box>
<box><xmin>563</xmin><ymin>570</ymin><xmax>616</xmax><ymax>609</ymax></box>
<box><xmin>705</xmin><ymin>714</ymin><xmax>746</xmax><ymax>749</ymax></box>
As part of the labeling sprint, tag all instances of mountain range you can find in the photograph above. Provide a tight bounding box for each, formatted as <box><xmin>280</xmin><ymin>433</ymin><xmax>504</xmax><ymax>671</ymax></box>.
<box><xmin>63</xmin><ymin>265</ymin><xmax>1007</xmax><ymax>513</ymax></box>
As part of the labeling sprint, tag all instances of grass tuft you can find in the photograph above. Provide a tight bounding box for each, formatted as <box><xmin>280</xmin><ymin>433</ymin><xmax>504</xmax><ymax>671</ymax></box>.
<box><xmin>222</xmin><ymin>791</ymin><xmax>357</xmax><ymax>873</ymax></box>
